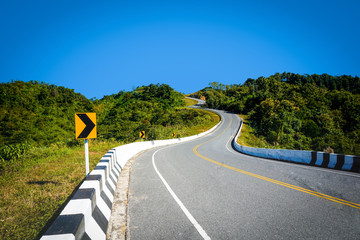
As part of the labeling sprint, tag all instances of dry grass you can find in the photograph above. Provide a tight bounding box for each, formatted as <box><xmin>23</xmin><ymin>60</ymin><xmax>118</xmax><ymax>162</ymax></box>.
<box><xmin>184</xmin><ymin>98</ymin><xmax>198</xmax><ymax>106</ymax></box>
<box><xmin>188</xmin><ymin>110</ymin><xmax>220</xmax><ymax>135</ymax></box>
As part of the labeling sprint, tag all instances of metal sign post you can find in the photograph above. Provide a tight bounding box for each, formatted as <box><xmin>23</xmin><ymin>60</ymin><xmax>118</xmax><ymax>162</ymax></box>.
<box><xmin>84</xmin><ymin>139</ymin><xmax>90</xmax><ymax>175</ymax></box>
<box><xmin>75</xmin><ymin>113</ymin><xmax>97</xmax><ymax>176</ymax></box>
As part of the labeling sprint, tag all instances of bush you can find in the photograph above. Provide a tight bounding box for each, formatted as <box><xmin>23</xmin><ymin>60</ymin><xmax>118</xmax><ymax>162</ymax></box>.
<box><xmin>0</xmin><ymin>142</ymin><xmax>33</xmax><ymax>162</ymax></box>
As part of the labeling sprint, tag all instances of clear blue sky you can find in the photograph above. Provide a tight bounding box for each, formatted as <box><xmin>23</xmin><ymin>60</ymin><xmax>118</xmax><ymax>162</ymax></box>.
<box><xmin>1</xmin><ymin>0</ymin><xmax>359</xmax><ymax>99</ymax></box>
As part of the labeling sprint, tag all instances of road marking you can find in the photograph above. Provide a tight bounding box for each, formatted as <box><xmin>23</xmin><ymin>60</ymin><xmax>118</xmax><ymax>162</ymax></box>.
<box><xmin>193</xmin><ymin>115</ymin><xmax>360</xmax><ymax>210</ymax></box>
<box><xmin>152</xmin><ymin>148</ymin><xmax>211</xmax><ymax>240</ymax></box>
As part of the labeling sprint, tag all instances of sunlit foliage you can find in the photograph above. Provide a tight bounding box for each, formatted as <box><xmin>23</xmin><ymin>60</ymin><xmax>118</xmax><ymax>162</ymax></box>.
<box><xmin>198</xmin><ymin>73</ymin><xmax>360</xmax><ymax>155</ymax></box>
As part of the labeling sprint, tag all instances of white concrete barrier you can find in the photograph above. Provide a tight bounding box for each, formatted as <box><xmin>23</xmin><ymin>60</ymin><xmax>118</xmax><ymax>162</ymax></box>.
<box><xmin>41</xmin><ymin>120</ymin><xmax>222</xmax><ymax>240</ymax></box>
<box><xmin>232</xmin><ymin>119</ymin><xmax>360</xmax><ymax>173</ymax></box>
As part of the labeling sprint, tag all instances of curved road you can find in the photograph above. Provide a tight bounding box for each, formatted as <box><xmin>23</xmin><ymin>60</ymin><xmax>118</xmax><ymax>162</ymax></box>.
<box><xmin>127</xmin><ymin>110</ymin><xmax>360</xmax><ymax>239</ymax></box>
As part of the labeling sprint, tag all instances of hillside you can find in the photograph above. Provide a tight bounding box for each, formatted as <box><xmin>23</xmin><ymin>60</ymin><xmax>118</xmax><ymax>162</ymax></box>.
<box><xmin>0</xmin><ymin>81</ymin><xmax>93</xmax><ymax>146</ymax></box>
<box><xmin>196</xmin><ymin>73</ymin><xmax>360</xmax><ymax>155</ymax></box>
<box><xmin>95</xmin><ymin>83</ymin><xmax>215</xmax><ymax>142</ymax></box>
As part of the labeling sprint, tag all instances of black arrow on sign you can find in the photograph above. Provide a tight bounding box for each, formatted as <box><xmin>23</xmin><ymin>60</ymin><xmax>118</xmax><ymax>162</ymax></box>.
<box><xmin>77</xmin><ymin>114</ymin><xmax>95</xmax><ymax>138</ymax></box>
<box><xmin>140</xmin><ymin>131</ymin><xmax>145</xmax><ymax>138</ymax></box>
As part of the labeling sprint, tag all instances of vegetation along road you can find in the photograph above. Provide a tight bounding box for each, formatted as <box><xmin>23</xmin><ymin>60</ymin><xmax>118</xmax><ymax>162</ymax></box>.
<box><xmin>125</xmin><ymin>108</ymin><xmax>360</xmax><ymax>239</ymax></box>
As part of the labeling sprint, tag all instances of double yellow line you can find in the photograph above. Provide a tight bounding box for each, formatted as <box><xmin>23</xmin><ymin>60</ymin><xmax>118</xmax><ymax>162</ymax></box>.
<box><xmin>193</xmin><ymin>115</ymin><xmax>360</xmax><ymax>209</ymax></box>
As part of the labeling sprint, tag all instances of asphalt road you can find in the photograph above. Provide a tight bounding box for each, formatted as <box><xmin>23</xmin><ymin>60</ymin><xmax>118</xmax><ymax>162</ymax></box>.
<box><xmin>126</xmin><ymin>110</ymin><xmax>360</xmax><ymax>239</ymax></box>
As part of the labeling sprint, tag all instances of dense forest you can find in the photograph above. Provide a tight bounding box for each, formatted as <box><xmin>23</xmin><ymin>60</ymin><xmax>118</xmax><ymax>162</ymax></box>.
<box><xmin>0</xmin><ymin>81</ymin><xmax>213</xmax><ymax>164</ymax></box>
<box><xmin>195</xmin><ymin>73</ymin><xmax>360</xmax><ymax>155</ymax></box>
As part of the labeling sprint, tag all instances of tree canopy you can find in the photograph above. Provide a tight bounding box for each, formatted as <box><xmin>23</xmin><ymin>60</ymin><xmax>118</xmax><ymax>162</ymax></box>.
<box><xmin>198</xmin><ymin>73</ymin><xmax>360</xmax><ymax>155</ymax></box>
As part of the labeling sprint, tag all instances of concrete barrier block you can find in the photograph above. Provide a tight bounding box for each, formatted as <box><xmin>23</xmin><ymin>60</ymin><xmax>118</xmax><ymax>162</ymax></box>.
<box><xmin>315</xmin><ymin>152</ymin><xmax>323</xmax><ymax>166</ymax></box>
<box><xmin>62</xmin><ymin>199</ymin><xmax>92</xmax><ymax>218</ymax></box>
<box><xmin>41</xmin><ymin>234</ymin><xmax>75</xmax><ymax>240</ymax></box>
<box><xmin>41</xmin><ymin>214</ymin><xmax>85</xmax><ymax>240</ymax></box>
<box><xmin>350</xmin><ymin>156</ymin><xmax>360</xmax><ymax>172</ymax></box>
<box><xmin>60</xmin><ymin>199</ymin><xmax>104</xmax><ymax>240</ymax></box>
<box><xmin>342</xmin><ymin>156</ymin><xmax>353</xmax><ymax>171</ymax></box>
<box><xmin>327</xmin><ymin>154</ymin><xmax>338</xmax><ymax>169</ymax></box>
<box><xmin>80</xmin><ymin>178</ymin><xmax>111</xmax><ymax>221</ymax></box>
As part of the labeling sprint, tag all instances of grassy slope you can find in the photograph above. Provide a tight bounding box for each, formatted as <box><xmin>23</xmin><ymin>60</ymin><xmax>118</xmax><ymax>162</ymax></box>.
<box><xmin>179</xmin><ymin>98</ymin><xmax>219</xmax><ymax>137</ymax></box>
<box><xmin>236</xmin><ymin>115</ymin><xmax>272</xmax><ymax>148</ymax></box>
<box><xmin>186</xmin><ymin>109</ymin><xmax>220</xmax><ymax>135</ymax></box>
<box><xmin>0</xmin><ymin>99</ymin><xmax>219</xmax><ymax>240</ymax></box>
<box><xmin>184</xmin><ymin>97</ymin><xmax>198</xmax><ymax>106</ymax></box>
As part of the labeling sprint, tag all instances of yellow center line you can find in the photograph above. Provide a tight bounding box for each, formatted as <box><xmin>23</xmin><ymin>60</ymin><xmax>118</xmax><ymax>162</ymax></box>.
<box><xmin>193</xmin><ymin>115</ymin><xmax>360</xmax><ymax>209</ymax></box>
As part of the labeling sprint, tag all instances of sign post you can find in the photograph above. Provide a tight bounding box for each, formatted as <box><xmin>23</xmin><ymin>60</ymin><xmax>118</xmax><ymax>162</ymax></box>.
<box><xmin>85</xmin><ymin>139</ymin><xmax>89</xmax><ymax>174</ymax></box>
<box><xmin>75</xmin><ymin>113</ymin><xmax>97</xmax><ymax>176</ymax></box>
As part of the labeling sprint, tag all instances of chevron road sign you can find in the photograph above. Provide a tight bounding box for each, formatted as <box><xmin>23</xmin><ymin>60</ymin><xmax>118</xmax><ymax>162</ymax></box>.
<box><xmin>139</xmin><ymin>131</ymin><xmax>145</xmax><ymax>139</ymax></box>
<box><xmin>75</xmin><ymin>113</ymin><xmax>97</xmax><ymax>139</ymax></box>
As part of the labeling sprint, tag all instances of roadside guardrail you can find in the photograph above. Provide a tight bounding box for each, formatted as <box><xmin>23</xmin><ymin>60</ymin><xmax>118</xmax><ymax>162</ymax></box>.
<box><xmin>233</xmin><ymin>119</ymin><xmax>360</xmax><ymax>173</ymax></box>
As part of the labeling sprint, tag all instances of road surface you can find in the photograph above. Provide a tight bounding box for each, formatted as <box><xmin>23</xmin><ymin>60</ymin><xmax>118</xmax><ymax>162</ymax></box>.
<box><xmin>126</xmin><ymin>110</ymin><xmax>360</xmax><ymax>239</ymax></box>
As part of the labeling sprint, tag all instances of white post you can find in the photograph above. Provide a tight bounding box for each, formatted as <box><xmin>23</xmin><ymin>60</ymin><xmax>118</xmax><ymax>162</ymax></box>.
<box><xmin>85</xmin><ymin>139</ymin><xmax>89</xmax><ymax>176</ymax></box>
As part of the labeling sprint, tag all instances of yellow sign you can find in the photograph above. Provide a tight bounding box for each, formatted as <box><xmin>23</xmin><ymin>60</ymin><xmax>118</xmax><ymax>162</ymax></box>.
<box><xmin>172</xmin><ymin>133</ymin><xmax>176</xmax><ymax>137</ymax></box>
<box><xmin>75</xmin><ymin>113</ymin><xmax>97</xmax><ymax>139</ymax></box>
<box><xmin>139</xmin><ymin>131</ymin><xmax>145</xmax><ymax>139</ymax></box>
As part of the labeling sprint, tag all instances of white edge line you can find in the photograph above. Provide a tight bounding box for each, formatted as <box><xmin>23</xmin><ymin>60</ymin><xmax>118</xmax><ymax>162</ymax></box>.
<box><xmin>152</xmin><ymin>148</ymin><xmax>211</xmax><ymax>240</ymax></box>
